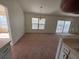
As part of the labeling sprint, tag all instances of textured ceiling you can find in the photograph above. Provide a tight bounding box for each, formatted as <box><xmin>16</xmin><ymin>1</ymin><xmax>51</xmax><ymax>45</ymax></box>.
<box><xmin>17</xmin><ymin>0</ymin><xmax>62</xmax><ymax>14</ymax></box>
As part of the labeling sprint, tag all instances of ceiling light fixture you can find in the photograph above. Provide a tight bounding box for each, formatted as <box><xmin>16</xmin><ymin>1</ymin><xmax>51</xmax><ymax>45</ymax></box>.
<box><xmin>39</xmin><ymin>6</ymin><xmax>43</xmax><ymax>19</ymax></box>
<box><xmin>39</xmin><ymin>0</ymin><xmax>44</xmax><ymax>20</ymax></box>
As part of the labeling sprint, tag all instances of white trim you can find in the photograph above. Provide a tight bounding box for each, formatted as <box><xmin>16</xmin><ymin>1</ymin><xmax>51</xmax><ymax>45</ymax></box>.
<box><xmin>55</xmin><ymin>38</ymin><xmax>63</xmax><ymax>59</ymax></box>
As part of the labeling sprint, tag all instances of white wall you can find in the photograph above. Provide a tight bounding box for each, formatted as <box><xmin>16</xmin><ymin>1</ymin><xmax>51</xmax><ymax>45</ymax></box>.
<box><xmin>25</xmin><ymin>13</ymin><xmax>57</xmax><ymax>33</ymax></box>
<box><xmin>0</xmin><ymin>0</ymin><xmax>25</xmax><ymax>45</ymax></box>
<box><xmin>69</xmin><ymin>18</ymin><xmax>79</xmax><ymax>33</ymax></box>
<box><xmin>25</xmin><ymin>13</ymin><xmax>79</xmax><ymax>34</ymax></box>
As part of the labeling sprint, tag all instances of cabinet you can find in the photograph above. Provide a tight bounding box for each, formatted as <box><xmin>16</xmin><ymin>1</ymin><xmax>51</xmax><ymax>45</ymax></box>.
<box><xmin>69</xmin><ymin>48</ymin><xmax>79</xmax><ymax>59</ymax></box>
<box><xmin>0</xmin><ymin>42</ymin><xmax>12</xmax><ymax>59</ymax></box>
<box><xmin>59</xmin><ymin>43</ymin><xmax>70</xmax><ymax>59</ymax></box>
<box><xmin>3</xmin><ymin>52</ymin><xmax>11</xmax><ymax>59</ymax></box>
<box><xmin>59</xmin><ymin>43</ymin><xmax>79</xmax><ymax>59</ymax></box>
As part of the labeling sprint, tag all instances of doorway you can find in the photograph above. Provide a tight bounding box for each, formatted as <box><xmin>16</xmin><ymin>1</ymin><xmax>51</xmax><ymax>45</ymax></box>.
<box><xmin>0</xmin><ymin>5</ymin><xmax>12</xmax><ymax>39</ymax></box>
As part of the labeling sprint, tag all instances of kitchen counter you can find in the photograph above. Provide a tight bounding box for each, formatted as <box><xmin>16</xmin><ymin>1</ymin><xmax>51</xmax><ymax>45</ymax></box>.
<box><xmin>63</xmin><ymin>37</ymin><xmax>79</xmax><ymax>59</ymax></box>
<box><xmin>63</xmin><ymin>38</ymin><xmax>79</xmax><ymax>52</ymax></box>
<box><xmin>57</xmin><ymin>33</ymin><xmax>79</xmax><ymax>38</ymax></box>
<box><xmin>56</xmin><ymin>34</ymin><xmax>79</xmax><ymax>59</ymax></box>
<box><xmin>0</xmin><ymin>38</ymin><xmax>11</xmax><ymax>49</ymax></box>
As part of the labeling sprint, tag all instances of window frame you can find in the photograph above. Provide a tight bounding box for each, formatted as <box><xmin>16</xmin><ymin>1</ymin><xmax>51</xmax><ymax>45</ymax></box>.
<box><xmin>32</xmin><ymin>17</ymin><xmax>46</xmax><ymax>30</ymax></box>
<box><xmin>56</xmin><ymin>20</ymin><xmax>71</xmax><ymax>33</ymax></box>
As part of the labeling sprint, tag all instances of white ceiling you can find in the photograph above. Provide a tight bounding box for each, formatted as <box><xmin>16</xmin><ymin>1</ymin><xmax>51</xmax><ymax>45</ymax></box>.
<box><xmin>17</xmin><ymin>0</ymin><xmax>62</xmax><ymax>14</ymax></box>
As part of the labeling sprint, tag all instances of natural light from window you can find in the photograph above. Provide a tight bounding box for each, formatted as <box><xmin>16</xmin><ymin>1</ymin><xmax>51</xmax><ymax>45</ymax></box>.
<box><xmin>56</xmin><ymin>20</ymin><xmax>71</xmax><ymax>33</ymax></box>
<box><xmin>32</xmin><ymin>17</ymin><xmax>46</xmax><ymax>30</ymax></box>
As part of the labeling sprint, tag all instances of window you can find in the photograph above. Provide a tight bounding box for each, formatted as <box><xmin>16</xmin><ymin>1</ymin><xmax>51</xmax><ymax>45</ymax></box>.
<box><xmin>32</xmin><ymin>18</ymin><xmax>46</xmax><ymax>30</ymax></box>
<box><xmin>39</xmin><ymin>18</ymin><xmax>45</xmax><ymax>29</ymax></box>
<box><xmin>32</xmin><ymin>18</ymin><xmax>38</xmax><ymax>29</ymax></box>
<box><xmin>0</xmin><ymin>16</ymin><xmax>8</xmax><ymax>32</ymax></box>
<box><xmin>56</xmin><ymin>20</ymin><xmax>71</xmax><ymax>33</ymax></box>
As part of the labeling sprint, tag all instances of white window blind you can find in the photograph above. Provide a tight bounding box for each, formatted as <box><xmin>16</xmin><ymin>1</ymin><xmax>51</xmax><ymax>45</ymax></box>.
<box><xmin>39</xmin><ymin>18</ymin><xmax>45</xmax><ymax>29</ymax></box>
<box><xmin>32</xmin><ymin>18</ymin><xmax>38</xmax><ymax>29</ymax></box>
<box><xmin>56</xmin><ymin>20</ymin><xmax>71</xmax><ymax>33</ymax></box>
<box><xmin>32</xmin><ymin>18</ymin><xmax>46</xmax><ymax>30</ymax></box>
<box><xmin>0</xmin><ymin>16</ymin><xmax>8</xmax><ymax>32</ymax></box>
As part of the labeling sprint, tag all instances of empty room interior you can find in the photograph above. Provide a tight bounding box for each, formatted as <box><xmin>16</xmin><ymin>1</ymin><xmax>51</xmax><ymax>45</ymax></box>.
<box><xmin>0</xmin><ymin>0</ymin><xmax>79</xmax><ymax>59</ymax></box>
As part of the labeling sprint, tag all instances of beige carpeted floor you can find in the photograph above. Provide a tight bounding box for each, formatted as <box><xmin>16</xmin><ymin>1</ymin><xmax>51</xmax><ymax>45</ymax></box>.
<box><xmin>12</xmin><ymin>33</ymin><xmax>59</xmax><ymax>59</ymax></box>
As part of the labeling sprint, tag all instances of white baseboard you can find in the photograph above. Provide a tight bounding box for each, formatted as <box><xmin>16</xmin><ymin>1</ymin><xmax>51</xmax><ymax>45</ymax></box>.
<box><xmin>11</xmin><ymin>33</ymin><xmax>25</xmax><ymax>46</ymax></box>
